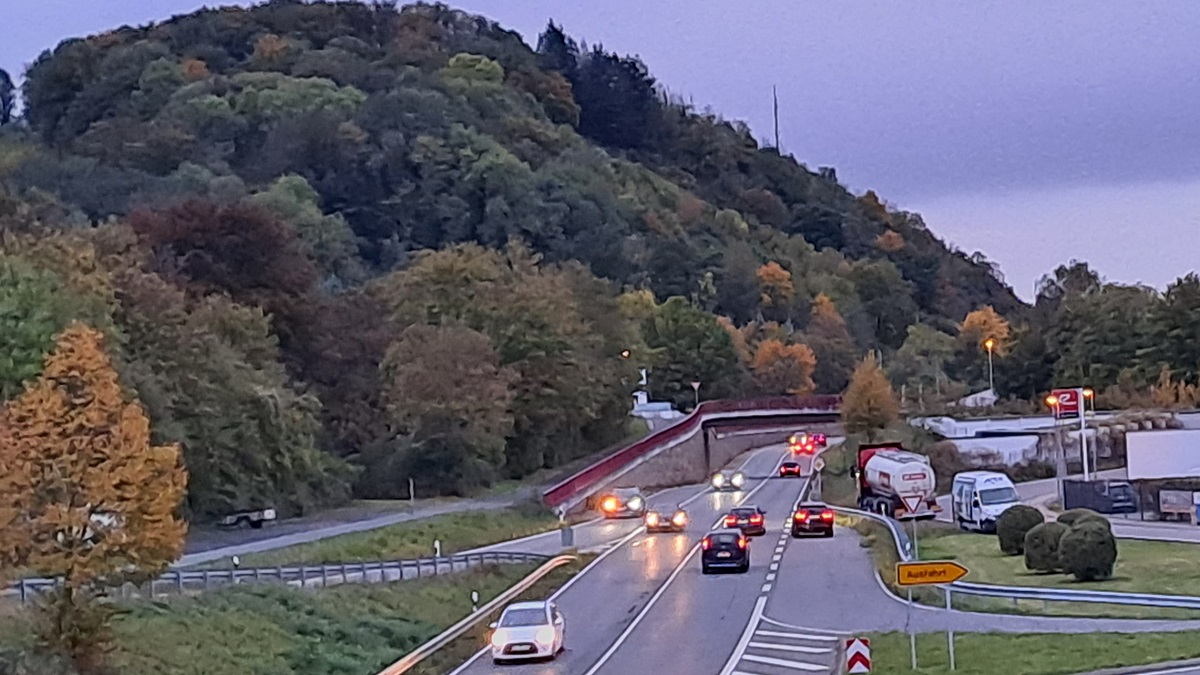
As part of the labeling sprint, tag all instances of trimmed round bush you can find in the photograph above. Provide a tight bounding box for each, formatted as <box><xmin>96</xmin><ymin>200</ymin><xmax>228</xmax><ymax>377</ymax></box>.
<box><xmin>1057</xmin><ymin>508</ymin><xmax>1109</xmax><ymax>530</ymax></box>
<box><xmin>996</xmin><ymin>505</ymin><xmax>1045</xmax><ymax>556</ymax></box>
<box><xmin>1059</xmin><ymin>521</ymin><xmax>1118</xmax><ymax>581</ymax></box>
<box><xmin>1024</xmin><ymin>521</ymin><xmax>1069</xmax><ymax>573</ymax></box>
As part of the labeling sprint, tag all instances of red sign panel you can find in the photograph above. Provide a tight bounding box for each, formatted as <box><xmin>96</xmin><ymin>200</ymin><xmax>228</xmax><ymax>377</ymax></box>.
<box><xmin>1051</xmin><ymin>388</ymin><xmax>1081</xmax><ymax>419</ymax></box>
<box><xmin>846</xmin><ymin>637</ymin><xmax>871</xmax><ymax>673</ymax></box>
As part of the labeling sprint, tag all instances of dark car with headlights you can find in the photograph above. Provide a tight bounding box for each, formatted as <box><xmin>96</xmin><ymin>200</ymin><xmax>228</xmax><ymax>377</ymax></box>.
<box><xmin>791</xmin><ymin>501</ymin><xmax>835</xmax><ymax>537</ymax></box>
<box><xmin>779</xmin><ymin>461</ymin><xmax>802</xmax><ymax>477</ymax></box>
<box><xmin>644</xmin><ymin>508</ymin><xmax>688</xmax><ymax>533</ymax></box>
<box><xmin>722</xmin><ymin>505</ymin><xmax>767</xmax><ymax>536</ymax></box>
<box><xmin>700</xmin><ymin>529</ymin><xmax>750</xmax><ymax>574</ymax></box>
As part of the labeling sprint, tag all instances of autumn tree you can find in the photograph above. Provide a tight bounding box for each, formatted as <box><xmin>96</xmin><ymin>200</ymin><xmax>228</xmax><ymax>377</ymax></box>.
<box><xmin>378</xmin><ymin>324</ymin><xmax>516</xmax><ymax>493</ymax></box>
<box><xmin>0</xmin><ymin>323</ymin><xmax>187</xmax><ymax>673</ymax></box>
<box><xmin>641</xmin><ymin>296</ymin><xmax>746</xmax><ymax>408</ymax></box>
<box><xmin>842</xmin><ymin>354</ymin><xmax>899</xmax><ymax>440</ymax></box>
<box><xmin>803</xmin><ymin>293</ymin><xmax>858</xmax><ymax>393</ymax></box>
<box><xmin>757</xmin><ymin>261</ymin><xmax>794</xmax><ymax>321</ymax></box>
<box><xmin>960</xmin><ymin>305</ymin><xmax>1011</xmax><ymax>353</ymax></box>
<box><xmin>752</xmin><ymin>339</ymin><xmax>816</xmax><ymax>396</ymax></box>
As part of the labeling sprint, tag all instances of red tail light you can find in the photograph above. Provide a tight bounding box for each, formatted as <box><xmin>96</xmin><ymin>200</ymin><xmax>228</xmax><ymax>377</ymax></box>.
<box><xmin>724</xmin><ymin>515</ymin><xmax>737</xmax><ymax>527</ymax></box>
<box><xmin>737</xmin><ymin>537</ymin><xmax>747</xmax><ymax>549</ymax></box>
<box><xmin>794</xmin><ymin>510</ymin><xmax>809</xmax><ymax>520</ymax></box>
<box><xmin>750</xmin><ymin>514</ymin><xmax>763</xmax><ymax>524</ymax></box>
<box><xmin>702</xmin><ymin>537</ymin><xmax>711</xmax><ymax>550</ymax></box>
<box><xmin>821</xmin><ymin>510</ymin><xmax>834</xmax><ymax>521</ymax></box>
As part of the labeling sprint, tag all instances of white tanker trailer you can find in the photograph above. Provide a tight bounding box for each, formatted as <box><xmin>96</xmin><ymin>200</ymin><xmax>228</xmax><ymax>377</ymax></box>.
<box><xmin>849</xmin><ymin>443</ymin><xmax>941</xmax><ymax>520</ymax></box>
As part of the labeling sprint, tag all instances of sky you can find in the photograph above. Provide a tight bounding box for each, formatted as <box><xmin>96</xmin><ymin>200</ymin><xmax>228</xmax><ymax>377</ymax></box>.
<box><xmin>4</xmin><ymin>1</ymin><xmax>1198</xmax><ymax>301</ymax></box>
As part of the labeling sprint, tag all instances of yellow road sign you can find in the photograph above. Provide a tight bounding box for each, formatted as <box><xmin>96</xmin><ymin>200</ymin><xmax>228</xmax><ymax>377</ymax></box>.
<box><xmin>895</xmin><ymin>560</ymin><xmax>969</xmax><ymax>586</ymax></box>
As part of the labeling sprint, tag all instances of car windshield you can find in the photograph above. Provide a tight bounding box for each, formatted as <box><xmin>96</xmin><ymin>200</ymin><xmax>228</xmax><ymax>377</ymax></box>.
<box><xmin>712</xmin><ymin>533</ymin><xmax>739</xmax><ymax>544</ymax></box>
<box><xmin>731</xmin><ymin>508</ymin><xmax>757</xmax><ymax>517</ymax></box>
<box><xmin>500</xmin><ymin>608</ymin><xmax>548</xmax><ymax>627</ymax></box>
<box><xmin>799</xmin><ymin>503</ymin><xmax>825</xmax><ymax>511</ymax></box>
<box><xmin>979</xmin><ymin>487</ymin><xmax>1019</xmax><ymax>505</ymax></box>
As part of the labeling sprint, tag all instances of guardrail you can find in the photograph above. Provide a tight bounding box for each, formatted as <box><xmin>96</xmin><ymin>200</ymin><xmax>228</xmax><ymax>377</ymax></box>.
<box><xmin>6</xmin><ymin>551</ymin><xmax>550</xmax><ymax>603</ymax></box>
<box><xmin>542</xmin><ymin>395</ymin><xmax>840</xmax><ymax>509</ymax></box>
<box><xmin>833</xmin><ymin>505</ymin><xmax>1200</xmax><ymax>612</ymax></box>
<box><xmin>376</xmin><ymin>554</ymin><xmax>578</xmax><ymax>675</ymax></box>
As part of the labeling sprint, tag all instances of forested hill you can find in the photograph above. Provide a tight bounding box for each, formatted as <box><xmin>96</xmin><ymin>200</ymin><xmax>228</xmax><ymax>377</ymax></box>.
<box><xmin>0</xmin><ymin>1</ymin><xmax>1027</xmax><ymax>520</ymax></box>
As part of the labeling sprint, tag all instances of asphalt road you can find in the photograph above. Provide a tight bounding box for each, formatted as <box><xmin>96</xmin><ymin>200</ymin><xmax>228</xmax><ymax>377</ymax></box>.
<box><xmin>449</xmin><ymin>443</ymin><xmax>811</xmax><ymax>675</ymax></box>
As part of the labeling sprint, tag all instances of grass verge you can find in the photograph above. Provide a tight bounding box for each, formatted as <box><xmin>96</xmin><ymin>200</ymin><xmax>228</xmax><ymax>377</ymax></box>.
<box><xmin>867</xmin><ymin>630</ymin><xmax>1200</xmax><ymax>674</ymax></box>
<box><xmin>850</xmin><ymin>516</ymin><xmax>1200</xmax><ymax>619</ymax></box>
<box><xmin>198</xmin><ymin>504</ymin><xmax>562</xmax><ymax>569</ymax></box>
<box><xmin>0</xmin><ymin>557</ymin><xmax>593</xmax><ymax>675</ymax></box>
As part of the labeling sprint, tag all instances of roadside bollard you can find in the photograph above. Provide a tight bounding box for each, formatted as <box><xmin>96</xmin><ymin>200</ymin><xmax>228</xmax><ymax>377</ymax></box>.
<box><xmin>471</xmin><ymin>590</ymin><xmax>479</xmax><ymax>612</ymax></box>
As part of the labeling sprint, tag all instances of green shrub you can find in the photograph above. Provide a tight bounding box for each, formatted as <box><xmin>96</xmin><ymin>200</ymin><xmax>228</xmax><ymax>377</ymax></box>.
<box><xmin>1059</xmin><ymin>521</ymin><xmax>1118</xmax><ymax>581</ymax></box>
<box><xmin>1057</xmin><ymin>508</ymin><xmax>1109</xmax><ymax>529</ymax></box>
<box><xmin>995</xmin><ymin>505</ymin><xmax>1044</xmax><ymax>555</ymax></box>
<box><xmin>1024</xmin><ymin>521</ymin><xmax>1069</xmax><ymax>573</ymax></box>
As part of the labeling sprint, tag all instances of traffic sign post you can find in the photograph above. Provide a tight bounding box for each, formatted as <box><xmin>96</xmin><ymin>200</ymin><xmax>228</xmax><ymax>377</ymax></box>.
<box><xmin>896</xmin><ymin>561</ymin><xmax>969</xmax><ymax>671</ymax></box>
<box><xmin>1050</xmin><ymin>387</ymin><xmax>1090</xmax><ymax>480</ymax></box>
<box><xmin>845</xmin><ymin>637</ymin><xmax>871</xmax><ymax>673</ymax></box>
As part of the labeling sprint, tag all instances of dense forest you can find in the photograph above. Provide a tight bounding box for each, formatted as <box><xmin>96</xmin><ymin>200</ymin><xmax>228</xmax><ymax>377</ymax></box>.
<box><xmin>0</xmin><ymin>1</ymin><xmax>1195</xmax><ymax>521</ymax></box>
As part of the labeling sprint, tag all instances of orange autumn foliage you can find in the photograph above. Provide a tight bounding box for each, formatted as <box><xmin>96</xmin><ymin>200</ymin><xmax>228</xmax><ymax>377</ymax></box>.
<box><xmin>752</xmin><ymin>338</ymin><xmax>816</xmax><ymax>396</ymax></box>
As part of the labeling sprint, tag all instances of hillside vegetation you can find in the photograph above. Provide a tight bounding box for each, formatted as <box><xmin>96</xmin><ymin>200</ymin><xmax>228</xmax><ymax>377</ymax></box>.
<box><xmin>0</xmin><ymin>2</ymin><xmax>1195</xmax><ymax>521</ymax></box>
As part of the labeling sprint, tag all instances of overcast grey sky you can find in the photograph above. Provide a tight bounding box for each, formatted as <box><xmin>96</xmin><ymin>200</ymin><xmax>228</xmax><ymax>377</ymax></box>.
<box><xmin>4</xmin><ymin>1</ymin><xmax>1198</xmax><ymax>300</ymax></box>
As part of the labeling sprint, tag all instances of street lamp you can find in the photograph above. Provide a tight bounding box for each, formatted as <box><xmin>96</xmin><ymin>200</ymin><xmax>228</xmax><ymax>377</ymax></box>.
<box><xmin>983</xmin><ymin>338</ymin><xmax>996</xmax><ymax>394</ymax></box>
<box><xmin>690</xmin><ymin>381</ymin><xmax>701</xmax><ymax>408</ymax></box>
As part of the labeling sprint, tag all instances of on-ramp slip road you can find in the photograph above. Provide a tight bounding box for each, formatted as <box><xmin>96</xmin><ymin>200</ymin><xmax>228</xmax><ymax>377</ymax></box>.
<box><xmin>449</xmin><ymin>444</ymin><xmax>816</xmax><ymax>675</ymax></box>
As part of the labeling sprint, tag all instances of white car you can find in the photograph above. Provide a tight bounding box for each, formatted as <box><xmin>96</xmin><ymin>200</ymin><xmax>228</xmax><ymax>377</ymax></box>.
<box><xmin>711</xmin><ymin>470</ymin><xmax>746</xmax><ymax>492</ymax></box>
<box><xmin>490</xmin><ymin>600</ymin><xmax>565</xmax><ymax>663</ymax></box>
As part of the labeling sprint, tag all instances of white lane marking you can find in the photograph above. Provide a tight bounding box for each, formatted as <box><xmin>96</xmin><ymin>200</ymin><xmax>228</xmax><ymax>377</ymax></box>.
<box><xmin>757</xmin><ymin>617</ymin><xmax>844</xmax><ymax>635</ymax></box>
<box><xmin>755</xmin><ymin>629</ymin><xmax>840</xmax><ymax>641</ymax></box>
<box><xmin>582</xmin><ymin>451</ymin><xmax>791</xmax><ymax>675</ymax></box>
<box><xmin>769</xmin><ymin>562</ymin><xmax>778</xmax><ymax>571</ymax></box>
<box><xmin>766</xmin><ymin>573</ymin><xmax>776</xmax><ymax>582</ymax></box>
<box><xmin>747</xmin><ymin>641</ymin><xmax>832</xmax><ymax>654</ymax></box>
<box><xmin>446</xmin><ymin>524</ymin><xmax>646</xmax><ymax>675</ymax></box>
<box><xmin>741</xmin><ymin>654</ymin><xmax>826</xmax><ymax>671</ymax></box>
<box><xmin>718</xmin><ymin>595</ymin><xmax>768</xmax><ymax>675</ymax></box>
<box><xmin>731</xmin><ymin>671</ymin><xmax>771</xmax><ymax>675</ymax></box>
<box><xmin>761</xmin><ymin>583</ymin><xmax>772</xmax><ymax>592</ymax></box>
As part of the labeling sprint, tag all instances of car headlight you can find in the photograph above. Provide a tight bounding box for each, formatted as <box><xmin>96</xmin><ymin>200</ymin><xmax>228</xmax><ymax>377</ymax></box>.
<box><xmin>491</xmin><ymin>628</ymin><xmax>508</xmax><ymax>648</ymax></box>
<box><xmin>534</xmin><ymin>626</ymin><xmax>556</xmax><ymax>646</ymax></box>
<box><xmin>711</xmin><ymin>474</ymin><xmax>725</xmax><ymax>488</ymax></box>
<box><xmin>628</xmin><ymin>496</ymin><xmax>643</xmax><ymax>511</ymax></box>
<box><xmin>731</xmin><ymin>473</ymin><xmax>745</xmax><ymax>488</ymax></box>
<box><xmin>601</xmin><ymin>496</ymin><xmax>618</xmax><ymax>512</ymax></box>
<box><xmin>672</xmin><ymin>511</ymin><xmax>687</xmax><ymax>527</ymax></box>
<box><xmin>645</xmin><ymin>512</ymin><xmax>659</xmax><ymax>526</ymax></box>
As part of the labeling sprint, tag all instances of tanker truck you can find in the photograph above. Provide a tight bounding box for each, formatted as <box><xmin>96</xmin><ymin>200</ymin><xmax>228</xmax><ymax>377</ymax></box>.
<box><xmin>849</xmin><ymin>443</ymin><xmax>941</xmax><ymax>520</ymax></box>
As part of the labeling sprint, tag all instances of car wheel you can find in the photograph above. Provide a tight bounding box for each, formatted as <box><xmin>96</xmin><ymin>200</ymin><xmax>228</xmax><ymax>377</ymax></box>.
<box><xmin>824</xmin><ymin>529</ymin><xmax>833</xmax><ymax>538</ymax></box>
<box><xmin>739</xmin><ymin>560</ymin><xmax>750</xmax><ymax>573</ymax></box>
<box><xmin>249</xmin><ymin>519</ymin><xmax>264</xmax><ymax>529</ymax></box>
<box><xmin>701</xmin><ymin>564</ymin><xmax>711</xmax><ymax>575</ymax></box>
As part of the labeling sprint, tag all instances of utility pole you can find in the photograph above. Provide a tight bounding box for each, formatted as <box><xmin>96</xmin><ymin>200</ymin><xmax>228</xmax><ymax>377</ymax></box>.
<box><xmin>772</xmin><ymin>85</ymin><xmax>780</xmax><ymax>151</ymax></box>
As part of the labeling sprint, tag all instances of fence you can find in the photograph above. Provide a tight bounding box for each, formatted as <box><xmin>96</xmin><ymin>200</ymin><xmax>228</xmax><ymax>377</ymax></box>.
<box><xmin>833</xmin><ymin>505</ymin><xmax>1200</xmax><ymax>612</ymax></box>
<box><xmin>542</xmin><ymin>395</ymin><xmax>841</xmax><ymax>509</ymax></box>
<box><xmin>5</xmin><ymin>551</ymin><xmax>550</xmax><ymax>604</ymax></box>
<box><xmin>375</xmin><ymin>554</ymin><xmax>578</xmax><ymax>675</ymax></box>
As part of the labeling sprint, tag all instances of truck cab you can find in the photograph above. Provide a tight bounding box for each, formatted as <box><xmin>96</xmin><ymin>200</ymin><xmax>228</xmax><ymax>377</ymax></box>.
<box><xmin>952</xmin><ymin>471</ymin><xmax>1020</xmax><ymax>532</ymax></box>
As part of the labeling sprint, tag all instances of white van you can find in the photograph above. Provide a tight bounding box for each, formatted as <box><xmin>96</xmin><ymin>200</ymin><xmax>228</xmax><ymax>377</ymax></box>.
<box><xmin>951</xmin><ymin>471</ymin><xmax>1021</xmax><ymax>532</ymax></box>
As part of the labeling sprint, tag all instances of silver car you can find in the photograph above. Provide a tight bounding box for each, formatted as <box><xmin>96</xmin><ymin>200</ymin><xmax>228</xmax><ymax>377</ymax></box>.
<box><xmin>490</xmin><ymin>600</ymin><xmax>565</xmax><ymax>663</ymax></box>
<box><xmin>710</xmin><ymin>470</ymin><xmax>746</xmax><ymax>492</ymax></box>
<box><xmin>598</xmin><ymin>487</ymin><xmax>646</xmax><ymax>518</ymax></box>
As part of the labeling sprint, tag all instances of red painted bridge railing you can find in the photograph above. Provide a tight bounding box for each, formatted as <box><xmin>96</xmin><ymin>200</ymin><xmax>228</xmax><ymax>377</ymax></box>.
<box><xmin>542</xmin><ymin>395</ymin><xmax>841</xmax><ymax>509</ymax></box>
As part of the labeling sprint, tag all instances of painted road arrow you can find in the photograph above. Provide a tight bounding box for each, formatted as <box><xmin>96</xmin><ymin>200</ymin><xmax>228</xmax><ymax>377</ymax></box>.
<box><xmin>895</xmin><ymin>560</ymin><xmax>969</xmax><ymax>586</ymax></box>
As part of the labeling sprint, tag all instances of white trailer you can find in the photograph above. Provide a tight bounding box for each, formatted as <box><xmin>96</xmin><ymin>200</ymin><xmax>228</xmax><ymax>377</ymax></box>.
<box><xmin>1126</xmin><ymin>429</ymin><xmax>1200</xmax><ymax>480</ymax></box>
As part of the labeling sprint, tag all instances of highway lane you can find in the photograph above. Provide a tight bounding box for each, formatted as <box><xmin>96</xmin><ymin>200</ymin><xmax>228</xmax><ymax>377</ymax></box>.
<box><xmin>586</xmin><ymin>457</ymin><xmax>814</xmax><ymax>675</ymax></box>
<box><xmin>449</xmin><ymin>444</ymin><xmax>792</xmax><ymax>675</ymax></box>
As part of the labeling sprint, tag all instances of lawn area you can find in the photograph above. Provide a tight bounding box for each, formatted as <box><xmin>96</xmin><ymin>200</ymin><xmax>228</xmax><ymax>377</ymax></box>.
<box><xmin>200</xmin><ymin>504</ymin><xmax>560</xmax><ymax>569</ymax></box>
<box><xmin>868</xmin><ymin>630</ymin><xmax>1200</xmax><ymax>674</ymax></box>
<box><xmin>921</xmin><ymin>531</ymin><xmax>1200</xmax><ymax>597</ymax></box>
<box><xmin>0</xmin><ymin>558</ymin><xmax>590</xmax><ymax>675</ymax></box>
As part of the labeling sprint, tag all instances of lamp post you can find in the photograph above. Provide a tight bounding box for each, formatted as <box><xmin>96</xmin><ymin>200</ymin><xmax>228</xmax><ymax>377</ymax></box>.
<box><xmin>983</xmin><ymin>338</ymin><xmax>996</xmax><ymax>395</ymax></box>
<box><xmin>690</xmin><ymin>381</ymin><xmax>701</xmax><ymax>408</ymax></box>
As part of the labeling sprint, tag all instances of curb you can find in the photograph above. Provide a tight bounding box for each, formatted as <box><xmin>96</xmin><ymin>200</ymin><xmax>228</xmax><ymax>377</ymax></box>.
<box><xmin>1072</xmin><ymin>658</ymin><xmax>1200</xmax><ymax>675</ymax></box>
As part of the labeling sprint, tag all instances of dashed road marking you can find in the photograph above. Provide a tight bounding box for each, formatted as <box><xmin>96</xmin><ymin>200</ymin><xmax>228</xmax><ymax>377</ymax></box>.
<box><xmin>766</xmin><ymin>573</ymin><xmax>776</xmax><ymax>582</ymax></box>
<box><xmin>761</xmin><ymin>582</ymin><xmax>772</xmax><ymax>592</ymax></box>
<box><xmin>747</xmin><ymin>641</ymin><xmax>832</xmax><ymax>654</ymax></box>
<box><xmin>741</xmin><ymin>654</ymin><xmax>827</xmax><ymax>671</ymax></box>
<box><xmin>769</xmin><ymin>562</ymin><xmax>779</xmax><ymax>571</ymax></box>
